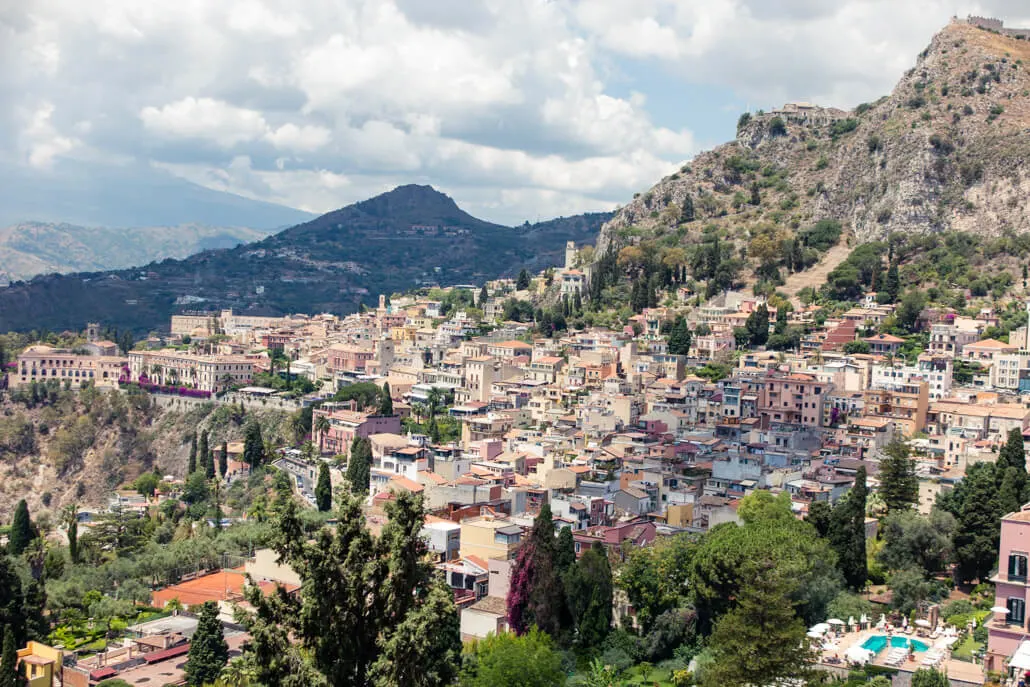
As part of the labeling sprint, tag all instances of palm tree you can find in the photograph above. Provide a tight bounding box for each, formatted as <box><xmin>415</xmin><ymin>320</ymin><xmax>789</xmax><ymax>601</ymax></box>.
<box><xmin>220</xmin><ymin>657</ymin><xmax>258</xmax><ymax>687</ymax></box>
<box><xmin>426</xmin><ymin>387</ymin><xmax>444</xmax><ymax>419</ymax></box>
<box><xmin>411</xmin><ymin>402</ymin><xmax>429</xmax><ymax>424</ymax></box>
<box><xmin>314</xmin><ymin>415</ymin><xmax>331</xmax><ymax>453</ymax></box>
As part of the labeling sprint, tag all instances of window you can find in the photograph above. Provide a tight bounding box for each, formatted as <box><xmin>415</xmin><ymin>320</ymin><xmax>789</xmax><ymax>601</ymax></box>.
<box><xmin>1009</xmin><ymin>597</ymin><xmax>1026</xmax><ymax>626</ymax></box>
<box><xmin>1010</xmin><ymin>553</ymin><xmax>1029</xmax><ymax>581</ymax></box>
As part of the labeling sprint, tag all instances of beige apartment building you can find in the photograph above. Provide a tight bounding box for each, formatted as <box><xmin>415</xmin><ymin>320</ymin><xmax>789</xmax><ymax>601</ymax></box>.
<box><xmin>128</xmin><ymin>350</ymin><xmax>254</xmax><ymax>392</ymax></box>
<box><xmin>13</xmin><ymin>345</ymin><xmax>126</xmax><ymax>389</ymax></box>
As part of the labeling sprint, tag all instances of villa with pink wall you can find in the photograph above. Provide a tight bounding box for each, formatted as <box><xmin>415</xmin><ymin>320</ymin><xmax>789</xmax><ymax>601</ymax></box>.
<box><xmin>987</xmin><ymin>506</ymin><xmax>1030</xmax><ymax>673</ymax></box>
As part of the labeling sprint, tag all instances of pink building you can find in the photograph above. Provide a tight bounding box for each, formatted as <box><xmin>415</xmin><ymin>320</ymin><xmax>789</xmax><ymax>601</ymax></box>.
<box><xmin>312</xmin><ymin>403</ymin><xmax>401</xmax><ymax>456</ymax></box>
<box><xmin>987</xmin><ymin>505</ymin><xmax>1030</xmax><ymax>673</ymax></box>
<box><xmin>327</xmin><ymin>344</ymin><xmax>375</xmax><ymax>374</ymax></box>
<box><xmin>759</xmin><ymin>373</ymin><xmax>829</xmax><ymax>428</ymax></box>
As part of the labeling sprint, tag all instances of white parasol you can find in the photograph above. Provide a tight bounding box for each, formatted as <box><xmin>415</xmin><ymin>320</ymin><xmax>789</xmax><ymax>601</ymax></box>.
<box><xmin>827</xmin><ymin>618</ymin><xmax>845</xmax><ymax>626</ymax></box>
<box><xmin>915</xmin><ymin>619</ymin><xmax>931</xmax><ymax>628</ymax></box>
<box><xmin>845</xmin><ymin>646</ymin><xmax>874</xmax><ymax>665</ymax></box>
<box><xmin>991</xmin><ymin>606</ymin><xmax>1011</xmax><ymax>614</ymax></box>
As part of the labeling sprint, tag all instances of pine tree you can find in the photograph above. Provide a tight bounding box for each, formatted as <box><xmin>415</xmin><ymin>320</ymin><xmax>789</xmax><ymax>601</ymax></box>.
<box><xmin>218</xmin><ymin>441</ymin><xmax>228</xmax><ymax>479</ymax></box>
<box><xmin>701</xmin><ymin>563</ymin><xmax>813</xmax><ymax>687</ymax></box>
<box><xmin>315</xmin><ymin>462</ymin><xmax>332</xmax><ymax>512</ymax></box>
<box><xmin>879</xmin><ymin>437</ymin><xmax>919</xmax><ymax>513</ymax></box>
<box><xmin>243</xmin><ymin>421</ymin><xmax>264</xmax><ymax>467</ymax></box>
<box><xmin>378</xmin><ymin>383</ymin><xmax>394</xmax><ymax>415</ymax></box>
<box><xmin>185</xmin><ymin>602</ymin><xmax>228</xmax><ymax>686</ymax></box>
<box><xmin>828</xmin><ymin>466</ymin><xmax>868</xmax><ymax>590</ymax></box>
<box><xmin>346</xmin><ymin>437</ymin><xmax>371</xmax><ymax>495</ymax></box>
<box><xmin>188</xmin><ymin>433</ymin><xmax>197</xmax><ymax>474</ymax></box>
<box><xmin>8</xmin><ymin>501</ymin><xmax>33</xmax><ymax>556</ymax></box>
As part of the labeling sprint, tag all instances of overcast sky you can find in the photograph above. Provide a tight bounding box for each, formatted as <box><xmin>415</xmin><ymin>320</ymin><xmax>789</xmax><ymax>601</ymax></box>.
<box><xmin>4</xmin><ymin>0</ymin><xmax>1030</xmax><ymax>225</ymax></box>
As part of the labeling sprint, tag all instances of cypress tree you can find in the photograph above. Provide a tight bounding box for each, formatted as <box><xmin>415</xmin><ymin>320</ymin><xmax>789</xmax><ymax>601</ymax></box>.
<box><xmin>188</xmin><ymin>433</ymin><xmax>197</xmax><ymax>475</ymax></box>
<box><xmin>478</xmin><ymin>284</ymin><xmax>488</xmax><ymax>306</ymax></box>
<box><xmin>0</xmin><ymin>625</ymin><xmax>24</xmax><ymax>687</ymax></box>
<box><xmin>198</xmin><ymin>431</ymin><xmax>212</xmax><ymax>478</ymax></box>
<box><xmin>315</xmin><ymin>462</ymin><xmax>332</xmax><ymax>512</ymax></box>
<box><xmin>565</xmin><ymin>544</ymin><xmax>613</xmax><ymax>648</ymax></box>
<box><xmin>8</xmin><ymin>501</ymin><xmax>32</xmax><ymax>556</ymax></box>
<box><xmin>346</xmin><ymin>437</ymin><xmax>371</xmax><ymax>495</ymax></box>
<box><xmin>885</xmin><ymin>262</ymin><xmax>900</xmax><ymax>303</ymax></box>
<box><xmin>67</xmin><ymin>518</ymin><xmax>78</xmax><ymax>564</ymax></box>
<box><xmin>184</xmin><ymin>602</ymin><xmax>228</xmax><ymax>686</ymax></box>
<box><xmin>516</xmin><ymin>269</ymin><xmax>531</xmax><ymax>291</ymax></box>
<box><xmin>829</xmin><ymin>466</ymin><xmax>868</xmax><ymax>590</ymax></box>
<box><xmin>378</xmin><ymin>383</ymin><xmax>394</xmax><ymax>415</ymax></box>
<box><xmin>218</xmin><ymin>441</ymin><xmax>228</xmax><ymax>479</ymax></box>
<box><xmin>998</xmin><ymin>427</ymin><xmax>1027</xmax><ymax>500</ymax></box>
<box><xmin>243</xmin><ymin>421</ymin><xmax>264</xmax><ymax>467</ymax></box>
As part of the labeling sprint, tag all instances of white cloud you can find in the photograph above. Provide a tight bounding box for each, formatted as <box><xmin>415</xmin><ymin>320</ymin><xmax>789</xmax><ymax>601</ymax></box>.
<box><xmin>140</xmin><ymin>97</ymin><xmax>268</xmax><ymax>147</ymax></box>
<box><xmin>8</xmin><ymin>0</ymin><xmax>1030</xmax><ymax>224</ymax></box>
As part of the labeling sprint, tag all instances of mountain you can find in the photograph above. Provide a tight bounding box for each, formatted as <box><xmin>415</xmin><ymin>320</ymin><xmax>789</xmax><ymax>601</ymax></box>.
<box><xmin>0</xmin><ymin>160</ymin><xmax>314</xmax><ymax>229</ymax></box>
<box><xmin>0</xmin><ymin>222</ymin><xmax>274</xmax><ymax>283</ymax></box>
<box><xmin>596</xmin><ymin>19</ymin><xmax>1030</xmax><ymax>266</ymax></box>
<box><xmin>0</xmin><ymin>185</ymin><xmax>611</xmax><ymax>333</ymax></box>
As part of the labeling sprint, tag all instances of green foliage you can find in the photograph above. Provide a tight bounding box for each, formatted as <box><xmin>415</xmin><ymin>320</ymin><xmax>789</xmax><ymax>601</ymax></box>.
<box><xmin>240</xmin><ymin>492</ymin><xmax>461</xmax><ymax>687</ymax></box>
<box><xmin>666</xmin><ymin>316</ymin><xmax>692</xmax><ymax>356</ymax></box>
<box><xmin>700</xmin><ymin>562</ymin><xmax>814</xmax><ymax>687</ymax></box>
<box><xmin>132</xmin><ymin>471</ymin><xmax>160</xmax><ymax>498</ymax></box>
<box><xmin>460</xmin><ymin>628</ymin><xmax>565</xmax><ymax>687</ymax></box>
<box><xmin>877</xmin><ymin>509</ymin><xmax>955</xmax><ymax>577</ymax></box>
<box><xmin>8</xmin><ymin>501</ymin><xmax>34</xmax><ymax>556</ymax></box>
<box><xmin>911</xmin><ymin>668</ymin><xmax>949</xmax><ymax>687</ymax></box>
<box><xmin>346</xmin><ymin>437</ymin><xmax>371</xmax><ymax>495</ymax></box>
<box><xmin>830</xmin><ymin>118</ymin><xmax>860</xmax><ymax>139</ymax></box>
<box><xmin>829</xmin><ymin>466</ymin><xmax>868</xmax><ymax>590</ymax></box>
<box><xmin>565</xmin><ymin>545</ymin><xmax>613</xmax><ymax>650</ymax></box>
<box><xmin>798</xmin><ymin>219</ymin><xmax>842</xmax><ymax>251</ymax></box>
<box><xmin>516</xmin><ymin>269</ymin><xmax>531</xmax><ymax>290</ymax></box>
<box><xmin>332</xmin><ymin>382</ymin><xmax>383</xmax><ymax>411</ymax></box>
<box><xmin>618</xmin><ymin>534</ymin><xmax>695</xmax><ymax>633</ymax></box>
<box><xmin>185</xmin><ymin>602</ymin><xmax>228</xmax><ymax>686</ymax></box>
<box><xmin>243</xmin><ymin>421</ymin><xmax>265</xmax><ymax>467</ymax></box>
<box><xmin>378</xmin><ymin>382</ymin><xmax>394</xmax><ymax>415</ymax></box>
<box><xmin>842</xmin><ymin>340</ymin><xmax>871</xmax><ymax>355</ymax></box>
<box><xmin>768</xmin><ymin>117</ymin><xmax>787</xmax><ymax>136</ymax></box>
<box><xmin>879</xmin><ymin>438</ymin><xmax>919</xmax><ymax>513</ymax></box>
<box><xmin>944</xmin><ymin>461</ymin><xmax>1002</xmax><ymax>583</ymax></box>
<box><xmin>888</xmin><ymin>568</ymin><xmax>935</xmax><ymax>615</ymax></box>
<box><xmin>0</xmin><ymin>624</ymin><xmax>26</xmax><ymax>687</ymax></box>
<box><xmin>315</xmin><ymin>462</ymin><xmax>332</xmax><ymax>512</ymax></box>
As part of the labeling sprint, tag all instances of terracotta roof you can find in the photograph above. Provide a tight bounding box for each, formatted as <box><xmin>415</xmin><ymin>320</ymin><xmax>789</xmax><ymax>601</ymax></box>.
<box><xmin>965</xmin><ymin>338</ymin><xmax>1014</xmax><ymax>349</ymax></box>
<box><xmin>388</xmin><ymin>475</ymin><xmax>424</xmax><ymax>493</ymax></box>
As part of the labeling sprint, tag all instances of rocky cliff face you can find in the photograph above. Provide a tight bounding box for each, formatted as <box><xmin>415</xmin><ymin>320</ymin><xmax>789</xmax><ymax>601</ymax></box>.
<box><xmin>597</xmin><ymin>20</ymin><xmax>1030</xmax><ymax>256</ymax></box>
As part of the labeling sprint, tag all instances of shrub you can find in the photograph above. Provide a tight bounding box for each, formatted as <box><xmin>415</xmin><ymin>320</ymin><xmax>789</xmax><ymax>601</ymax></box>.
<box><xmin>768</xmin><ymin>117</ymin><xmax>787</xmax><ymax>136</ymax></box>
<box><xmin>867</xmin><ymin>134</ymin><xmax>883</xmax><ymax>153</ymax></box>
<box><xmin>907</xmin><ymin>94</ymin><xmax>927</xmax><ymax>109</ymax></box>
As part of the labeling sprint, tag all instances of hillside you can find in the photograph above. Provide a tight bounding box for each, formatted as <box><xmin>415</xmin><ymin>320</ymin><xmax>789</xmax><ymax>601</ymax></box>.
<box><xmin>0</xmin><ymin>222</ymin><xmax>273</xmax><ymax>284</ymax></box>
<box><xmin>596</xmin><ymin>20</ymin><xmax>1030</xmax><ymax>287</ymax></box>
<box><xmin>0</xmin><ymin>185</ymin><xmax>611</xmax><ymax>333</ymax></box>
<box><xmin>0</xmin><ymin>387</ymin><xmax>293</xmax><ymax>521</ymax></box>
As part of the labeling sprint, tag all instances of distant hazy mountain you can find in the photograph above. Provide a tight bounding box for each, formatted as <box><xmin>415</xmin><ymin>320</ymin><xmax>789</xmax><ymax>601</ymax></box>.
<box><xmin>0</xmin><ymin>160</ymin><xmax>314</xmax><ymax>229</ymax></box>
<box><xmin>0</xmin><ymin>221</ymin><xmax>274</xmax><ymax>284</ymax></box>
<box><xmin>0</xmin><ymin>185</ymin><xmax>611</xmax><ymax>333</ymax></box>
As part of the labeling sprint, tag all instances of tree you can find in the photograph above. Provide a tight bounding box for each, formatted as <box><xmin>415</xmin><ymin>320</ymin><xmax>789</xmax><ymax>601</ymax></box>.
<box><xmin>884</xmin><ymin>262</ymin><xmax>901</xmax><ymax>303</ymax></box>
<box><xmin>806</xmin><ymin>500</ymin><xmax>832</xmax><ymax>538</ymax></box>
<box><xmin>0</xmin><ymin>562</ymin><xmax>27</xmax><ymax>650</ymax></box>
<box><xmin>565</xmin><ymin>544</ymin><xmax>613</xmax><ymax>648</ymax></box>
<box><xmin>998</xmin><ymin>427</ymin><xmax>1027</xmax><ymax>496</ymax></box>
<box><xmin>745</xmin><ymin>303</ymin><xmax>769</xmax><ymax>346</ymax></box>
<box><xmin>314</xmin><ymin>415</ymin><xmax>331</xmax><ymax>453</ymax></box>
<box><xmin>952</xmin><ymin>462</ymin><xmax>1002</xmax><ymax>583</ymax></box>
<box><xmin>219</xmin><ymin>441</ymin><xmax>228</xmax><ymax>479</ymax></box>
<box><xmin>507</xmin><ymin>506</ymin><xmax>570</xmax><ymax>643</ymax></box>
<box><xmin>185</xmin><ymin>602</ymin><xmax>229</xmax><ymax>686</ymax></box>
<box><xmin>459</xmin><ymin>628</ymin><xmax>565</xmax><ymax>687</ymax></box>
<box><xmin>378</xmin><ymin>383</ymin><xmax>394</xmax><ymax>416</ymax></box>
<box><xmin>346</xmin><ymin>437</ymin><xmax>371</xmax><ymax>495</ymax></box>
<box><xmin>8</xmin><ymin>501</ymin><xmax>33</xmax><ymax>556</ymax></box>
<box><xmin>132</xmin><ymin>471</ymin><xmax>160</xmax><ymax>498</ymax></box>
<box><xmin>0</xmin><ymin>625</ymin><xmax>25</xmax><ymax>687</ymax></box>
<box><xmin>879</xmin><ymin>438</ymin><xmax>918</xmax><ymax>513</ymax></box>
<box><xmin>516</xmin><ymin>269</ymin><xmax>531</xmax><ymax>291</ymax></box>
<box><xmin>842</xmin><ymin>340</ymin><xmax>871</xmax><ymax>355</ymax></box>
<box><xmin>619</xmin><ymin>534</ymin><xmax>694</xmax><ymax>634</ymax></box>
<box><xmin>667</xmin><ymin>316</ymin><xmax>693</xmax><ymax>356</ymax></box>
<box><xmin>243</xmin><ymin>421</ymin><xmax>264</xmax><ymax>467</ymax></box>
<box><xmin>478</xmin><ymin>284</ymin><xmax>489</xmax><ymax>306</ymax></box>
<box><xmin>66</xmin><ymin>505</ymin><xmax>79</xmax><ymax>564</ymax></box>
<box><xmin>700</xmin><ymin>561</ymin><xmax>814</xmax><ymax>687</ymax></box>
<box><xmin>199</xmin><ymin>430</ymin><xmax>214</xmax><ymax>479</ymax></box>
<box><xmin>896</xmin><ymin>289</ymin><xmax>927</xmax><ymax>333</ymax></box>
<box><xmin>911</xmin><ymin>668</ymin><xmax>950</xmax><ymax>687</ymax></box>
<box><xmin>888</xmin><ymin>567</ymin><xmax>933</xmax><ymax>615</ymax></box>
<box><xmin>188</xmin><ymin>433</ymin><xmax>198</xmax><ymax>475</ymax></box>
<box><xmin>241</xmin><ymin>492</ymin><xmax>461</xmax><ymax>687</ymax></box>
<box><xmin>828</xmin><ymin>466</ymin><xmax>868</xmax><ymax>590</ymax></box>
<box><xmin>315</xmin><ymin>462</ymin><xmax>332</xmax><ymax>512</ymax></box>
<box><xmin>877</xmin><ymin>509</ymin><xmax>955</xmax><ymax>577</ymax></box>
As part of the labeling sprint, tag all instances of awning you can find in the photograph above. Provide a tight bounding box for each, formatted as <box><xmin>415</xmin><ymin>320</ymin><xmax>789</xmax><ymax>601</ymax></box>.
<box><xmin>1011</xmin><ymin>641</ymin><xmax>1030</xmax><ymax>670</ymax></box>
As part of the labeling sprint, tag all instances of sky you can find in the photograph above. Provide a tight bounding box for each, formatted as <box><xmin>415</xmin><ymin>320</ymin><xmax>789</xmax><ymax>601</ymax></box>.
<box><xmin>4</xmin><ymin>0</ymin><xmax>1030</xmax><ymax>226</ymax></box>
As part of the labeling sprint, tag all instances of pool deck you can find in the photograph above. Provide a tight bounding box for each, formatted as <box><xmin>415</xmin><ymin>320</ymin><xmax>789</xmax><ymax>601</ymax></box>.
<box><xmin>817</xmin><ymin>628</ymin><xmax>984</xmax><ymax>684</ymax></box>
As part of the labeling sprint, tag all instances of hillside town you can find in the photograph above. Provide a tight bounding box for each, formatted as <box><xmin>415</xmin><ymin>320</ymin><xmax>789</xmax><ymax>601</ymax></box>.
<box><xmin>7</xmin><ymin>237</ymin><xmax>1030</xmax><ymax>686</ymax></box>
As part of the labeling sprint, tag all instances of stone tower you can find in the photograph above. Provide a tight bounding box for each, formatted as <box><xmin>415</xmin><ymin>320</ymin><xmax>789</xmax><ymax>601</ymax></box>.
<box><xmin>564</xmin><ymin>241</ymin><xmax>577</xmax><ymax>270</ymax></box>
<box><xmin>86</xmin><ymin>322</ymin><xmax>100</xmax><ymax>342</ymax></box>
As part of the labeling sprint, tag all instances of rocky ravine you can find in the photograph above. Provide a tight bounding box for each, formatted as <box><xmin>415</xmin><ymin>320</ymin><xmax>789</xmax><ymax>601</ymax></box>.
<box><xmin>597</xmin><ymin>20</ymin><xmax>1030</xmax><ymax>257</ymax></box>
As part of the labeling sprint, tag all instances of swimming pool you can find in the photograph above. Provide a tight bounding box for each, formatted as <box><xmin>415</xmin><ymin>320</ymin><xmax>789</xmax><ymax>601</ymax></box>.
<box><xmin>860</xmin><ymin>635</ymin><xmax>930</xmax><ymax>653</ymax></box>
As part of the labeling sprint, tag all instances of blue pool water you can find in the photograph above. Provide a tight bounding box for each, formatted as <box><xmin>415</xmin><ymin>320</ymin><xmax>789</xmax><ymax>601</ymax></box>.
<box><xmin>860</xmin><ymin>635</ymin><xmax>930</xmax><ymax>653</ymax></box>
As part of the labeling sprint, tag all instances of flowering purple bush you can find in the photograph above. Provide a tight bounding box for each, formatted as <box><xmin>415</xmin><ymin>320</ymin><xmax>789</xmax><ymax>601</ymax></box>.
<box><xmin>132</xmin><ymin>381</ymin><xmax>211</xmax><ymax>398</ymax></box>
